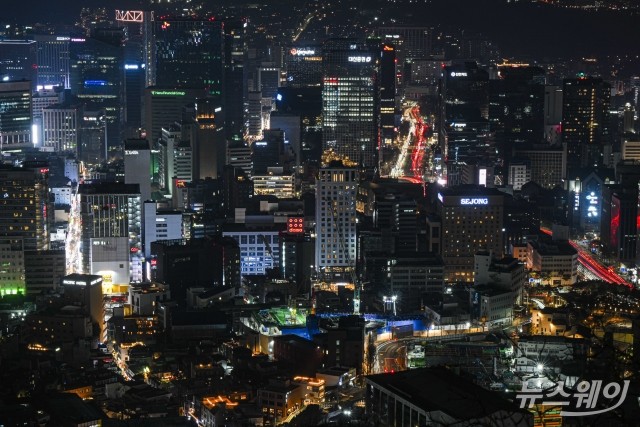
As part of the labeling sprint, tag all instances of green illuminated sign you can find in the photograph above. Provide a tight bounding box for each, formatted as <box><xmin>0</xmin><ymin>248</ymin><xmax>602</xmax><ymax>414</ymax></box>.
<box><xmin>151</xmin><ymin>90</ymin><xmax>186</xmax><ymax>96</ymax></box>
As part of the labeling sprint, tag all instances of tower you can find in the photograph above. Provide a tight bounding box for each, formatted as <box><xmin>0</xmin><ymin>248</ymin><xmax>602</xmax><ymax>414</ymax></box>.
<box><xmin>315</xmin><ymin>163</ymin><xmax>358</xmax><ymax>283</ymax></box>
<box><xmin>562</xmin><ymin>76</ymin><xmax>611</xmax><ymax>172</ymax></box>
<box><xmin>322</xmin><ymin>39</ymin><xmax>378</xmax><ymax>169</ymax></box>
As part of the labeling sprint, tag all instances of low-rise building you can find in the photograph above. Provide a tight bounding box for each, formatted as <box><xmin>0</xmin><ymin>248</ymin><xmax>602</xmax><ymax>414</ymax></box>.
<box><xmin>526</xmin><ymin>240</ymin><xmax>578</xmax><ymax>286</ymax></box>
<box><xmin>365</xmin><ymin>367</ymin><xmax>533</xmax><ymax>426</ymax></box>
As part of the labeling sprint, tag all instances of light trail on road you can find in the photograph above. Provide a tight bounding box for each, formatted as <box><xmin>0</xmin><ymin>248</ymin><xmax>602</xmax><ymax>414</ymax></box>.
<box><xmin>540</xmin><ymin>228</ymin><xmax>630</xmax><ymax>287</ymax></box>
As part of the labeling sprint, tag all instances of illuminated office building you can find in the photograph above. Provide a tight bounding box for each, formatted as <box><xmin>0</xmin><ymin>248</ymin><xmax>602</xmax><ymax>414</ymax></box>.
<box><xmin>315</xmin><ymin>164</ymin><xmax>358</xmax><ymax>281</ymax></box>
<box><xmin>0</xmin><ymin>166</ymin><xmax>49</xmax><ymax>252</ymax></box>
<box><xmin>0</xmin><ymin>238</ymin><xmax>25</xmax><ymax>296</ymax></box>
<box><xmin>437</xmin><ymin>185</ymin><xmax>504</xmax><ymax>283</ymax></box>
<box><xmin>0</xmin><ymin>80</ymin><xmax>32</xmax><ymax>150</ymax></box>
<box><xmin>69</xmin><ymin>30</ymin><xmax>124</xmax><ymax>150</ymax></box>
<box><xmin>34</xmin><ymin>35</ymin><xmax>70</xmax><ymax>88</ymax></box>
<box><xmin>322</xmin><ymin>39</ymin><xmax>378</xmax><ymax>169</ymax></box>
<box><xmin>76</xmin><ymin>183</ymin><xmax>142</xmax><ymax>286</ymax></box>
<box><xmin>42</xmin><ymin>103</ymin><xmax>81</xmax><ymax>153</ymax></box>
<box><xmin>562</xmin><ymin>76</ymin><xmax>611</xmax><ymax>172</ymax></box>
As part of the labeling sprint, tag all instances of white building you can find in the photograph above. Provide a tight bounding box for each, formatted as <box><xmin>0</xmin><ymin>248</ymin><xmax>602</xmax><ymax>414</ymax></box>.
<box><xmin>223</xmin><ymin>227</ymin><xmax>281</xmax><ymax>276</ymax></box>
<box><xmin>526</xmin><ymin>240</ymin><xmax>578</xmax><ymax>286</ymax></box>
<box><xmin>143</xmin><ymin>201</ymin><xmax>183</xmax><ymax>258</ymax></box>
<box><xmin>508</xmin><ymin>163</ymin><xmax>530</xmax><ymax>191</ymax></box>
<box><xmin>43</xmin><ymin>104</ymin><xmax>80</xmax><ymax>152</ymax></box>
<box><xmin>124</xmin><ymin>139</ymin><xmax>152</xmax><ymax>202</ymax></box>
<box><xmin>315</xmin><ymin>165</ymin><xmax>358</xmax><ymax>281</ymax></box>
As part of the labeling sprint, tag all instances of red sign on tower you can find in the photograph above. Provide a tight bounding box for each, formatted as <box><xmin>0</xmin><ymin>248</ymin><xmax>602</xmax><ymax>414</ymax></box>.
<box><xmin>287</xmin><ymin>217</ymin><xmax>304</xmax><ymax>234</ymax></box>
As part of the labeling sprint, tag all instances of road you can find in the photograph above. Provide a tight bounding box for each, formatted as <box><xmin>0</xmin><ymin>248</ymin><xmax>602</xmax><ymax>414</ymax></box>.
<box><xmin>375</xmin><ymin>339</ymin><xmax>409</xmax><ymax>374</ymax></box>
<box><xmin>540</xmin><ymin>228</ymin><xmax>630</xmax><ymax>287</ymax></box>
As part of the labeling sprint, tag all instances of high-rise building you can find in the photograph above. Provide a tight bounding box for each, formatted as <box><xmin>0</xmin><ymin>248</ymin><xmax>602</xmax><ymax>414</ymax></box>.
<box><xmin>322</xmin><ymin>39</ymin><xmax>378</xmax><ymax>169</ymax></box>
<box><xmin>436</xmin><ymin>185</ymin><xmax>505</xmax><ymax>282</ymax></box>
<box><xmin>34</xmin><ymin>35</ymin><xmax>70</xmax><ymax>89</ymax></box>
<box><xmin>223</xmin><ymin>18</ymin><xmax>246</xmax><ymax>140</ymax></box>
<box><xmin>0</xmin><ymin>80</ymin><xmax>33</xmax><ymax>151</ymax></box>
<box><xmin>0</xmin><ymin>40</ymin><xmax>37</xmax><ymax>89</ymax></box>
<box><xmin>270</xmin><ymin>113</ymin><xmax>302</xmax><ymax>167</ymax></box>
<box><xmin>194</xmin><ymin>98</ymin><xmax>225</xmax><ymax>180</ymax></box>
<box><xmin>285</xmin><ymin>46</ymin><xmax>323</xmax><ymax>88</ymax></box>
<box><xmin>562</xmin><ymin>76</ymin><xmax>611</xmax><ymax>172</ymax></box>
<box><xmin>379</xmin><ymin>43</ymin><xmax>396</xmax><ymax>149</ymax></box>
<box><xmin>76</xmin><ymin>183</ymin><xmax>142</xmax><ymax>284</ymax></box>
<box><xmin>143</xmin><ymin>87</ymin><xmax>206</xmax><ymax>142</ymax></box>
<box><xmin>315</xmin><ymin>163</ymin><xmax>358</xmax><ymax>281</ymax></box>
<box><xmin>227</xmin><ymin>142</ymin><xmax>253</xmax><ymax>177</ymax></box>
<box><xmin>374</xmin><ymin>27</ymin><xmax>431</xmax><ymax>88</ymax></box>
<box><xmin>123</xmin><ymin>61</ymin><xmax>144</xmax><ymax>131</ymax></box>
<box><xmin>42</xmin><ymin>103</ymin><xmax>81</xmax><ymax>153</ymax></box>
<box><xmin>124</xmin><ymin>138</ymin><xmax>152</xmax><ymax>202</ymax></box>
<box><xmin>222</xmin><ymin>166</ymin><xmax>253</xmax><ymax>218</ymax></box>
<box><xmin>69</xmin><ymin>30</ymin><xmax>125</xmax><ymax>150</ymax></box>
<box><xmin>0</xmin><ymin>166</ymin><xmax>49</xmax><ymax>251</ymax></box>
<box><xmin>78</xmin><ymin>110</ymin><xmax>107</xmax><ymax>165</ymax></box>
<box><xmin>0</xmin><ymin>238</ymin><xmax>25</xmax><ymax>296</ymax></box>
<box><xmin>142</xmin><ymin>201</ymin><xmax>183</xmax><ymax>259</ymax></box>
<box><xmin>489</xmin><ymin>66</ymin><xmax>545</xmax><ymax>155</ymax></box>
<box><xmin>153</xmin><ymin>18</ymin><xmax>224</xmax><ymax>96</ymax></box>
<box><xmin>441</xmin><ymin>62</ymin><xmax>489</xmax><ymax>165</ymax></box>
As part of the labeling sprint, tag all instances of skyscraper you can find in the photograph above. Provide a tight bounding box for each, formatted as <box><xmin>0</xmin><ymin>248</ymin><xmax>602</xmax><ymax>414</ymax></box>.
<box><xmin>0</xmin><ymin>166</ymin><xmax>49</xmax><ymax>251</ymax></box>
<box><xmin>0</xmin><ymin>80</ymin><xmax>32</xmax><ymax>151</ymax></box>
<box><xmin>75</xmin><ymin>183</ymin><xmax>142</xmax><ymax>284</ymax></box>
<box><xmin>153</xmin><ymin>17</ymin><xmax>224</xmax><ymax>96</ymax></box>
<box><xmin>322</xmin><ymin>39</ymin><xmax>378</xmax><ymax>169</ymax></box>
<box><xmin>315</xmin><ymin>163</ymin><xmax>358</xmax><ymax>282</ymax></box>
<box><xmin>42</xmin><ymin>103</ymin><xmax>81</xmax><ymax>153</ymax></box>
<box><xmin>69</xmin><ymin>30</ymin><xmax>125</xmax><ymax>150</ymax></box>
<box><xmin>441</xmin><ymin>62</ymin><xmax>490</xmax><ymax>165</ymax></box>
<box><xmin>562</xmin><ymin>76</ymin><xmax>611</xmax><ymax>172</ymax></box>
<box><xmin>34</xmin><ymin>35</ymin><xmax>70</xmax><ymax>89</ymax></box>
<box><xmin>0</xmin><ymin>40</ymin><xmax>37</xmax><ymax>89</ymax></box>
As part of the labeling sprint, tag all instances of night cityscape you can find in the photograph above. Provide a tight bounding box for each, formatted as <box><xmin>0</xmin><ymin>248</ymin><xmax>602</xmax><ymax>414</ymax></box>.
<box><xmin>1</xmin><ymin>0</ymin><xmax>640</xmax><ymax>426</ymax></box>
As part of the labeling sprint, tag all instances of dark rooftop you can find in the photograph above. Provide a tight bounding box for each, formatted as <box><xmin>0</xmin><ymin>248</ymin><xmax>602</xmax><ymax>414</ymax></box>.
<box><xmin>366</xmin><ymin>367</ymin><xmax>531</xmax><ymax>422</ymax></box>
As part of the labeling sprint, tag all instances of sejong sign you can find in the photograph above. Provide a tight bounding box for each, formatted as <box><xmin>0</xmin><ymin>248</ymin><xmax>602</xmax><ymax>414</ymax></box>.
<box><xmin>460</xmin><ymin>198</ymin><xmax>488</xmax><ymax>206</ymax></box>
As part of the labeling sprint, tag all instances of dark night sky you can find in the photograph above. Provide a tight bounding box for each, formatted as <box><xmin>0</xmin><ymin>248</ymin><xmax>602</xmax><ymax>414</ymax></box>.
<box><xmin>4</xmin><ymin>0</ymin><xmax>640</xmax><ymax>58</ymax></box>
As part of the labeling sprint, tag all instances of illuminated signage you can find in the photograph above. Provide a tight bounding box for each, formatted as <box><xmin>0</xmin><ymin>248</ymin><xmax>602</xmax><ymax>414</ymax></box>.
<box><xmin>125</xmin><ymin>64</ymin><xmax>139</xmax><ymax>70</ymax></box>
<box><xmin>460</xmin><ymin>198</ymin><xmax>488</xmax><ymax>205</ymax></box>
<box><xmin>151</xmin><ymin>90</ymin><xmax>186</xmax><ymax>96</ymax></box>
<box><xmin>56</xmin><ymin>36</ymin><xmax>70</xmax><ymax>41</ymax></box>
<box><xmin>115</xmin><ymin>10</ymin><xmax>145</xmax><ymax>23</ymax></box>
<box><xmin>383</xmin><ymin>45</ymin><xmax>394</xmax><ymax>51</ymax></box>
<box><xmin>124</xmin><ymin>150</ymin><xmax>139</xmax><ymax>155</ymax></box>
<box><xmin>84</xmin><ymin>80</ymin><xmax>107</xmax><ymax>87</ymax></box>
<box><xmin>175</xmin><ymin>179</ymin><xmax>187</xmax><ymax>188</ymax></box>
<box><xmin>290</xmin><ymin>48</ymin><xmax>316</xmax><ymax>56</ymax></box>
<box><xmin>70</xmin><ymin>38</ymin><xmax>85</xmax><ymax>43</ymax></box>
<box><xmin>479</xmin><ymin>169</ymin><xmax>487</xmax><ymax>187</ymax></box>
<box><xmin>62</xmin><ymin>278</ymin><xmax>102</xmax><ymax>286</ymax></box>
<box><xmin>287</xmin><ymin>217</ymin><xmax>304</xmax><ymax>234</ymax></box>
<box><xmin>348</xmin><ymin>56</ymin><xmax>372</xmax><ymax>63</ymax></box>
<box><xmin>450</xmin><ymin>72</ymin><xmax>468</xmax><ymax>77</ymax></box>
<box><xmin>437</xmin><ymin>193</ymin><xmax>444</xmax><ymax>203</ymax></box>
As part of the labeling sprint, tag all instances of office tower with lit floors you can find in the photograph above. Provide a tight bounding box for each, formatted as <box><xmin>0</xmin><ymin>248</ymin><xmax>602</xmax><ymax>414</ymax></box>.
<box><xmin>315</xmin><ymin>163</ymin><xmax>358</xmax><ymax>282</ymax></box>
<box><xmin>436</xmin><ymin>185</ymin><xmax>505</xmax><ymax>283</ymax></box>
<box><xmin>562</xmin><ymin>76</ymin><xmax>611</xmax><ymax>172</ymax></box>
<box><xmin>0</xmin><ymin>80</ymin><xmax>33</xmax><ymax>151</ymax></box>
<box><xmin>74</xmin><ymin>183</ymin><xmax>142</xmax><ymax>288</ymax></box>
<box><xmin>322</xmin><ymin>39</ymin><xmax>379</xmax><ymax>169</ymax></box>
<box><xmin>441</xmin><ymin>62</ymin><xmax>489</xmax><ymax>173</ymax></box>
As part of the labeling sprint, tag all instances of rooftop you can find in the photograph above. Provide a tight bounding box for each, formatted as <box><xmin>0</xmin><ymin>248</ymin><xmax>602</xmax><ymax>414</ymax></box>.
<box><xmin>366</xmin><ymin>367</ymin><xmax>530</xmax><ymax>422</ymax></box>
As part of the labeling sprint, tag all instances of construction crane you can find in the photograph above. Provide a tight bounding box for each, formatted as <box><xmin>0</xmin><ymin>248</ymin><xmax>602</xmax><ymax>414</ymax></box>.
<box><xmin>328</xmin><ymin>199</ymin><xmax>361</xmax><ymax>314</ymax></box>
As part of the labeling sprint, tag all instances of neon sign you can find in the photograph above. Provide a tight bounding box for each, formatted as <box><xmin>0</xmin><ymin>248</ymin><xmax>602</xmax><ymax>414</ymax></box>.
<box><xmin>460</xmin><ymin>198</ymin><xmax>488</xmax><ymax>205</ymax></box>
<box><xmin>348</xmin><ymin>56</ymin><xmax>371</xmax><ymax>63</ymax></box>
